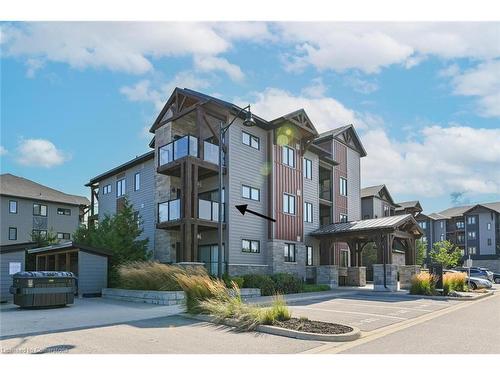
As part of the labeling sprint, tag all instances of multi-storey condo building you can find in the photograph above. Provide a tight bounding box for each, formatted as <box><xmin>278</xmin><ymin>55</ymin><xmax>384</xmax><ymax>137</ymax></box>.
<box><xmin>360</xmin><ymin>185</ymin><xmax>398</xmax><ymax>219</ymax></box>
<box><xmin>88</xmin><ymin>88</ymin><xmax>368</xmax><ymax>278</ymax></box>
<box><xmin>0</xmin><ymin>174</ymin><xmax>89</xmax><ymax>245</ymax></box>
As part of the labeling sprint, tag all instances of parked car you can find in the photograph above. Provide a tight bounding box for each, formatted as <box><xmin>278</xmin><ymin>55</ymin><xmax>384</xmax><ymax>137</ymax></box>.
<box><xmin>444</xmin><ymin>270</ymin><xmax>493</xmax><ymax>290</ymax></box>
<box><xmin>454</xmin><ymin>267</ymin><xmax>493</xmax><ymax>282</ymax></box>
<box><xmin>492</xmin><ymin>272</ymin><xmax>500</xmax><ymax>284</ymax></box>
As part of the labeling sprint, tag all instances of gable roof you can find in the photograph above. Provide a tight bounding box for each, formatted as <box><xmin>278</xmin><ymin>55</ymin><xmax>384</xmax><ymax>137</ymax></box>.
<box><xmin>360</xmin><ymin>184</ymin><xmax>396</xmax><ymax>206</ymax></box>
<box><xmin>395</xmin><ymin>200</ymin><xmax>423</xmax><ymax>211</ymax></box>
<box><xmin>428</xmin><ymin>212</ymin><xmax>450</xmax><ymax>220</ymax></box>
<box><xmin>315</xmin><ymin>124</ymin><xmax>367</xmax><ymax>157</ymax></box>
<box><xmin>439</xmin><ymin>204</ymin><xmax>474</xmax><ymax>217</ymax></box>
<box><xmin>0</xmin><ymin>174</ymin><xmax>89</xmax><ymax>206</ymax></box>
<box><xmin>86</xmin><ymin>150</ymin><xmax>154</xmax><ymax>186</ymax></box>
<box><xmin>270</xmin><ymin>109</ymin><xmax>319</xmax><ymax>137</ymax></box>
<box><xmin>463</xmin><ymin>202</ymin><xmax>500</xmax><ymax>215</ymax></box>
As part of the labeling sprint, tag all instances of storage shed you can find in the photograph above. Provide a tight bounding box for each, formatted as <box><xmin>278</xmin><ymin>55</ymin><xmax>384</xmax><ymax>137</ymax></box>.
<box><xmin>28</xmin><ymin>241</ymin><xmax>111</xmax><ymax>297</ymax></box>
<box><xmin>0</xmin><ymin>242</ymin><xmax>36</xmax><ymax>302</ymax></box>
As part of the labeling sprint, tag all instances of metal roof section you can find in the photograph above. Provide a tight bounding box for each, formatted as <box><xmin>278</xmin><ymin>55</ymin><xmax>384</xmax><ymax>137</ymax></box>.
<box><xmin>27</xmin><ymin>241</ymin><xmax>112</xmax><ymax>257</ymax></box>
<box><xmin>427</xmin><ymin>212</ymin><xmax>451</xmax><ymax>220</ymax></box>
<box><xmin>0</xmin><ymin>173</ymin><xmax>90</xmax><ymax>206</ymax></box>
<box><xmin>439</xmin><ymin>204</ymin><xmax>475</xmax><ymax>217</ymax></box>
<box><xmin>395</xmin><ymin>200</ymin><xmax>423</xmax><ymax>211</ymax></box>
<box><xmin>311</xmin><ymin>214</ymin><xmax>423</xmax><ymax>236</ymax></box>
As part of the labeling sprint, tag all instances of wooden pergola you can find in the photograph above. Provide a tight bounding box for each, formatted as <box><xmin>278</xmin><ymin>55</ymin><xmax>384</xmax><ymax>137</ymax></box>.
<box><xmin>312</xmin><ymin>214</ymin><xmax>424</xmax><ymax>267</ymax></box>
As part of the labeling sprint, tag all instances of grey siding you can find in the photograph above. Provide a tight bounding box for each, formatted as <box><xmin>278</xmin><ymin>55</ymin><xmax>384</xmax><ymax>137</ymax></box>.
<box><xmin>467</xmin><ymin>207</ymin><xmax>497</xmax><ymax>255</ymax></box>
<box><xmin>346</xmin><ymin>147</ymin><xmax>361</xmax><ymax>221</ymax></box>
<box><xmin>361</xmin><ymin>197</ymin><xmax>373</xmax><ymax>219</ymax></box>
<box><xmin>433</xmin><ymin>220</ymin><xmax>447</xmax><ymax>244</ymax></box>
<box><xmin>0</xmin><ymin>250</ymin><xmax>25</xmax><ymax>301</ymax></box>
<box><xmin>1</xmin><ymin>196</ymin><xmax>80</xmax><ymax>245</ymax></box>
<box><xmin>78</xmin><ymin>251</ymin><xmax>108</xmax><ymax>296</ymax></box>
<box><xmin>227</xmin><ymin>120</ymin><xmax>269</xmax><ymax>266</ymax></box>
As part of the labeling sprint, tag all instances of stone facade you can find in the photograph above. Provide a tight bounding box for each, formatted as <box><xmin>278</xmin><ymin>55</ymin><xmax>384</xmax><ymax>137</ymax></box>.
<box><xmin>228</xmin><ymin>264</ymin><xmax>269</xmax><ymax>276</ymax></box>
<box><xmin>347</xmin><ymin>267</ymin><xmax>366</xmax><ymax>286</ymax></box>
<box><xmin>317</xmin><ymin>265</ymin><xmax>339</xmax><ymax>288</ymax></box>
<box><xmin>267</xmin><ymin>240</ymin><xmax>306</xmax><ymax>279</ymax></box>
<box><xmin>373</xmin><ymin>264</ymin><xmax>399</xmax><ymax>291</ymax></box>
<box><xmin>305</xmin><ymin>266</ymin><xmax>317</xmax><ymax>282</ymax></box>
<box><xmin>392</xmin><ymin>251</ymin><xmax>406</xmax><ymax>268</ymax></box>
<box><xmin>399</xmin><ymin>265</ymin><xmax>421</xmax><ymax>290</ymax></box>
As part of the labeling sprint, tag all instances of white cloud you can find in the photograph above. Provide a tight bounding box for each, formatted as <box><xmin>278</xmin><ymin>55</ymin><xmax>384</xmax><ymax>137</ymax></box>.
<box><xmin>0</xmin><ymin>146</ymin><xmax>8</xmax><ymax>156</ymax></box>
<box><xmin>246</xmin><ymin>87</ymin><xmax>374</xmax><ymax>133</ymax></box>
<box><xmin>301</xmin><ymin>77</ymin><xmax>327</xmax><ymax>98</ymax></box>
<box><xmin>193</xmin><ymin>55</ymin><xmax>244</xmax><ymax>81</ymax></box>
<box><xmin>361</xmin><ymin>125</ymin><xmax>500</xmax><ymax>197</ymax></box>
<box><xmin>25</xmin><ymin>58</ymin><xmax>44</xmax><ymax>78</ymax></box>
<box><xmin>450</xmin><ymin>60</ymin><xmax>500</xmax><ymax>117</ymax></box>
<box><xmin>343</xmin><ymin>74</ymin><xmax>378</xmax><ymax>94</ymax></box>
<box><xmin>16</xmin><ymin>139</ymin><xmax>70</xmax><ymax>168</ymax></box>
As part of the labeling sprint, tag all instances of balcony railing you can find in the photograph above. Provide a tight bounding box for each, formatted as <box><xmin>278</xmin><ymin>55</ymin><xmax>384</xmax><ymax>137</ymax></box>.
<box><xmin>198</xmin><ymin>199</ymin><xmax>224</xmax><ymax>222</ymax></box>
<box><xmin>158</xmin><ymin>135</ymin><xmax>198</xmax><ymax>167</ymax></box>
<box><xmin>203</xmin><ymin>141</ymin><xmax>220</xmax><ymax>165</ymax></box>
<box><xmin>158</xmin><ymin>199</ymin><xmax>181</xmax><ymax>222</ymax></box>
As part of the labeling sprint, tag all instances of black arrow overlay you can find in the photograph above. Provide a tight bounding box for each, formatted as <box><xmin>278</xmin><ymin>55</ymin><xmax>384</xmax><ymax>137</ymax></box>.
<box><xmin>235</xmin><ymin>204</ymin><xmax>276</xmax><ymax>222</ymax></box>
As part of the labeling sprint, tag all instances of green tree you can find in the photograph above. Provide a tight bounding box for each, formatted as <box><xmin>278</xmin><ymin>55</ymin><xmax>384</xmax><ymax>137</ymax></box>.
<box><xmin>73</xmin><ymin>198</ymin><xmax>150</xmax><ymax>285</ymax></box>
<box><xmin>31</xmin><ymin>229</ymin><xmax>58</xmax><ymax>247</ymax></box>
<box><xmin>429</xmin><ymin>240</ymin><xmax>462</xmax><ymax>268</ymax></box>
<box><xmin>416</xmin><ymin>239</ymin><xmax>427</xmax><ymax>266</ymax></box>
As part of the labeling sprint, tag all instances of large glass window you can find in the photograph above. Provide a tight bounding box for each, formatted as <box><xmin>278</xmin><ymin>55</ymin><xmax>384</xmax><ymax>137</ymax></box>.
<box><xmin>242</xmin><ymin>185</ymin><xmax>260</xmax><ymax>201</ymax></box>
<box><xmin>242</xmin><ymin>239</ymin><xmax>260</xmax><ymax>253</ymax></box>
<box><xmin>339</xmin><ymin>177</ymin><xmax>348</xmax><ymax>196</ymax></box>
<box><xmin>158</xmin><ymin>199</ymin><xmax>181</xmax><ymax>222</ymax></box>
<box><xmin>116</xmin><ymin>178</ymin><xmax>126</xmax><ymax>197</ymax></box>
<box><xmin>282</xmin><ymin>146</ymin><xmax>295</xmax><ymax>168</ymax></box>
<box><xmin>283</xmin><ymin>193</ymin><xmax>296</xmax><ymax>215</ymax></box>
<box><xmin>304</xmin><ymin>202</ymin><xmax>313</xmax><ymax>223</ymax></box>
<box><xmin>8</xmin><ymin>227</ymin><xmax>17</xmax><ymax>240</ymax></box>
<box><xmin>303</xmin><ymin>158</ymin><xmax>312</xmax><ymax>179</ymax></box>
<box><xmin>134</xmin><ymin>172</ymin><xmax>141</xmax><ymax>191</ymax></box>
<box><xmin>284</xmin><ymin>243</ymin><xmax>296</xmax><ymax>262</ymax></box>
<box><xmin>242</xmin><ymin>131</ymin><xmax>260</xmax><ymax>150</ymax></box>
<box><xmin>9</xmin><ymin>200</ymin><xmax>17</xmax><ymax>214</ymax></box>
<box><xmin>33</xmin><ymin>203</ymin><xmax>47</xmax><ymax>217</ymax></box>
<box><xmin>306</xmin><ymin>246</ymin><xmax>313</xmax><ymax>266</ymax></box>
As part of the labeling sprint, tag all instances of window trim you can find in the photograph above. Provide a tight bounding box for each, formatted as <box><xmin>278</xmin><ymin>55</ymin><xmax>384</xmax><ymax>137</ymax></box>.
<box><xmin>304</xmin><ymin>202</ymin><xmax>313</xmax><ymax>223</ymax></box>
<box><xmin>306</xmin><ymin>245</ymin><xmax>313</xmax><ymax>266</ymax></box>
<box><xmin>57</xmin><ymin>232</ymin><xmax>71</xmax><ymax>240</ymax></box>
<box><xmin>9</xmin><ymin>200</ymin><xmax>18</xmax><ymax>214</ymax></box>
<box><xmin>103</xmin><ymin>184</ymin><xmax>112</xmax><ymax>195</ymax></box>
<box><xmin>303</xmin><ymin>158</ymin><xmax>313</xmax><ymax>180</ymax></box>
<box><xmin>339</xmin><ymin>177</ymin><xmax>348</xmax><ymax>196</ymax></box>
<box><xmin>8</xmin><ymin>227</ymin><xmax>17</xmax><ymax>240</ymax></box>
<box><xmin>242</xmin><ymin>185</ymin><xmax>260</xmax><ymax>201</ymax></box>
<box><xmin>282</xmin><ymin>145</ymin><xmax>295</xmax><ymax>168</ymax></box>
<box><xmin>284</xmin><ymin>243</ymin><xmax>296</xmax><ymax>263</ymax></box>
<box><xmin>116</xmin><ymin>178</ymin><xmax>126</xmax><ymax>197</ymax></box>
<box><xmin>33</xmin><ymin>203</ymin><xmax>47</xmax><ymax>217</ymax></box>
<box><xmin>242</xmin><ymin>131</ymin><xmax>260</xmax><ymax>150</ymax></box>
<box><xmin>339</xmin><ymin>213</ymin><xmax>348</xmax><ymax>223</ymax></box>
<box><xmin>283</xmin><ymin>193</ymin><xmax>296</xmax><ymax>215</ymax></box>
<box><xmin>134</xmin><ymin>172</ymin><xmax>141</xmax><ymax>191</ymax></box>
<box><xmin>242</xmin><ymin>239</ymin><xmax>260</xmax><ymax>253</ymax></box>
<box><xmin>57</xmin><ymin>208</ymin><xmax>71</xmax><ymax>216</ymax></box>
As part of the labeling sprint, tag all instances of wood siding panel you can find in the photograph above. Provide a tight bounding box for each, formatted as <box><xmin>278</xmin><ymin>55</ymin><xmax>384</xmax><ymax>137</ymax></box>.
<box><xmin>334</xmin><ymin>140</ymin><xmax>348</xmax><ymax>264</ymax></box>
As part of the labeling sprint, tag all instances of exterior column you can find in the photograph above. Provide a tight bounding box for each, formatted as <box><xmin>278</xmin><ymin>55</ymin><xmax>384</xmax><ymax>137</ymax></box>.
<box><xmin>373</xmin><ymin>264</ymin><xmax>399</xmax><ymax>291</ymax></box>
<box><xmin>347</xmin><ymin>266</ymin><xmax>366</xmax><ymax>286</ymax></box>
<box><xmin>399</xmin><ymin>265</ymin><xmax>421</xmax><ymax>290</ymax></box>
<box><xmin>317</xmin><ymin>265</ymin><xmax>339</xmax><ymax>288</ymax></box>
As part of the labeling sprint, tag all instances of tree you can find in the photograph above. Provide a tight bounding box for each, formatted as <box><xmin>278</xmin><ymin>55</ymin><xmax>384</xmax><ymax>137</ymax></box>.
<box><xmin>73</xmin><ymin>198</ymin><xmax>150</xmax><ymax>284</ymax></box>
<box><xmin>416</xmin><ymin>239</ymin><xmax>427</xmax><ymax>266</ymax></box>
<box><xmin>429</xmin><ymin>240</ymin><xmax>462</xmax><ymax>268</ymax></box>
<box><xmin>31</xmin><ymin>229</ymin><xmax>58</xmax><ymax>247</ymax></box>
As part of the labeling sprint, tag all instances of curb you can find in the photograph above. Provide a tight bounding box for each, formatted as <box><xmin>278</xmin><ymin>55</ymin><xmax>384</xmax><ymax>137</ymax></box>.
<box><xmin>405</xmin><ymin>290</ymin><xmax>494</xmax><ymax>301</ymax></box>
<box><xmin>180</xmin><ymin>313</ymin><xmax>361</xmax><ymax>342</ymax></box>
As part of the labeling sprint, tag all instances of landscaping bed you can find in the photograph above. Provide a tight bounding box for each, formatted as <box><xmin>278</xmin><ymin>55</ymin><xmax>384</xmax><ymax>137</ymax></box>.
<box><xmin>271</xmin><ymin>317</ymin><xmax>353</xmax><ymax>335</ymax></box>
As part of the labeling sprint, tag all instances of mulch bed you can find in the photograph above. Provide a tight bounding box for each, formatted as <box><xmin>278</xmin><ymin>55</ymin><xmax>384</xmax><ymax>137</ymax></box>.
<box><xmin>270</xmin><ymin>318</ymin><xmax>353</xmax><ymax>334</ymax></box>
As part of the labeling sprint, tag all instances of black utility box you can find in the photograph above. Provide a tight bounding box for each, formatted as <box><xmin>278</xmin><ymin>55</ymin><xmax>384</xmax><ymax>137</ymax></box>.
<box><xmin>9</xmin><ymin>271</ymin><xmax>77</xmax><ymax>308</ymax></box>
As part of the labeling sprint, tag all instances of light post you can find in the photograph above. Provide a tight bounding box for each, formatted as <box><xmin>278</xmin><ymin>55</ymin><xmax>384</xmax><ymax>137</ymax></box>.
<box><xmin>217</xmin><ymin>105</ymin><xmax>256</xmax><ymax>278</ymax></box>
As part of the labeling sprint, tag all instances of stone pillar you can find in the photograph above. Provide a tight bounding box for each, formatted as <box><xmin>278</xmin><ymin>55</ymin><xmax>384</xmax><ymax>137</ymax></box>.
<box><xmin>347</xmin><ymin>267</ymin><xmax>366</xmax><ymax>286</ymax></box>
<box><xmin>317</xmin><ymin>265</ymin><xmax>339</xmax><ymax>288</ymax></box>
<box><xmin>399</xmin><ymin>265</ymin><xmax>421</xmax><ymax>290</ymax></box>
<box><xmin>373</xmin><ymin>264</ymin><xmax>399</xmax><ymax>291</ymax></box>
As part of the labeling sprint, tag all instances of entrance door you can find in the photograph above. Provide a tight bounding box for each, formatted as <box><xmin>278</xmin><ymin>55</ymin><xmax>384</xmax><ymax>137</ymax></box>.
<box><xmin>198</xmin><ymin>244</ymin><xmax>224</xmax><ymax>275</ymax></box>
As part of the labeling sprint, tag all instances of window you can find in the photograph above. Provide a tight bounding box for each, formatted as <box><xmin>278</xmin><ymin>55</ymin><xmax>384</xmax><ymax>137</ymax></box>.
<box><xmin>282</xmin><ymin>146</ymin><xmax>295</xmax><ymax>168</ymax></box>
<box><xmin>468</xmin><ymin>246</ymin><xmax>477</xmax><ymax>255</ymax></box>
<box><xmin>242</xmin><ymin>131</ymin><xmax>260</xmax><ymax>150</ymax></box>
<box><xmin>134</xmin><ymin>172</ymin><xmax>141</xmax><ymax>191</ymax></box>
<box><xmin>383</xmin><ymin>205</ymin><xmax>390</xmax><ymax>217</ymax></box>
<box><xmin>57</xmin><ymin>208</ymin><xmax>71</xmax><ymax>216</ymax></box>
<box><xmin>422</xmin><ymin>236</ymin><xmax>427</xmax><ymax>243</ymax></box>
<box><xmin>440</xmin><ymin>221</ymin><xmax>444</xmax><ymax>229</ymax></box>
<box><xmin>339</xmin><ymin>214</ymin><xmax>348</xmax><ymax>223</ymax></box>
<box><xmin>57</xmin><ymin>232</ymin><xmax>71</xmax><ymax>240</ymax></box>
<box><xmin>283</xmin><ymin>193</ymin><xmax>296</xmax><ymax>215</ymax></box>
<box><xmin>284</xmin><ymin>243</ymin><xmax>296</xmax><ymax>262</ymax></box>
<box><xmin>116</xmin><ymin>178</ymin><xmax>126</xmax><ymax>197</ymax></box>
<box><xmin>242</xmin><ymin>239</ymin><xmax>260</xmax><ymax>253</ymax></box>
<box><xmin>9</xmin><ymin>200</ymin><xmax>17</xmax><ymax>214</ymax></box>
<box><xmin>456</xmin><ymin>221</ymin><xmax>464</xmax><ymax>229</ymax></box>
<box><xmin>487</xmin><ymin>223</ymin><xmax>492</xmax><ymax>230</ymax></box>
<box><xmin>340</xmin><ymin>250</ymin><xmax>349</xmax><ymax>267</ymax></box>
<box><xmin>468</xmin><ymin>231</ymin><xmax>476</xmax><ymax>239</ymax></box>
<box><xmin>102</xmin><ymin>184</ymin><xmax>111</xmax><ymax>195</ymax></box>
<box><xmin>304</xmin><ymin>202</ymin><xmax>313</xmax><ymax>223</ymax></box>
<box><xmin>33</xmin><ymin>203</ymin><xmax>47</xmax><ymax>217</ymax></box>
<box><xmin>32</xmin><ymin>229</ymin><xmax>47</xmax><ymax>239</ymax></box>
<box><xmin>488</xmin><ymin>238</ymin><xmax>492</xmax><ymax>246</ymax></box>
<box><xmin>306</xmin><ymin>246</ymin><xmax>313</xmax><ymax>266</ymax></box>
<box><xmin>467</xmin><ymin>216</ymin><xmax>476</xmax><ymax>225</ymax></box>
<box><xmin>242</xmin><ymin>185</ymin><xmax>260</xmax><ymax>201</ymax></box>
<box><xmin>419</xmin><ymin>221</ymin><xmax>427</xmax><ymax>230</ymax></box>
<box><xmin>339</xmin><ymin>177</ymin><xmax>347</xmax><ymax>196</ymax></box>
<box><xmin>457</xmin><ymin>234</ymin><xmax>465</xmax><ymax>243</ymax></box>
<box><xmin>8</xmin><ymin>227</ymin><xmax>17</xmax><ymax>240</ymax></box>
<box><xmin>440</xmin><ymin>234</ymin><xmax>445</xmax><ymax>241</ymax></box>
<box><xmin>303</xmin><ymin>158</ymin><xmax>312</xmax><ymax>179</ymax></box>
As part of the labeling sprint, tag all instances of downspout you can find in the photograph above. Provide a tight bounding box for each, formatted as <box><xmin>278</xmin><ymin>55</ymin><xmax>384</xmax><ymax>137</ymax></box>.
<box><xmin>382</xmin><ymin>235</ymin><xmax>387</xmax><ymax>289</ymax></box>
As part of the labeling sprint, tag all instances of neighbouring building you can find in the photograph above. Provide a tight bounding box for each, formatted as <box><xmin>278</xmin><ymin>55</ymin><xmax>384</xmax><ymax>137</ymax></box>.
<box><xmin>0</xmin><ymin>174</ymin><xmax>89</xmax><ymax>246</ymax></box>
<box><xmin>361</xmin><ymin>184</ymin><xmax>397</xmax><ymax>219</ymax></box>
<box><xmin>394</xmin><ymin>200</ymin><xmax>423</xmax><ymax>217</ymax></box>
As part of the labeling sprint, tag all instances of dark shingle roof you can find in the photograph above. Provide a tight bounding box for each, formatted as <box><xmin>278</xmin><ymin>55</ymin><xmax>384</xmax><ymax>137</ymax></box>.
<box><xmin>439</xmin><ymin>204</ymin><xmax>475</xmax><ymax>217</ymax></box>
<box><xmin>360</xmin><ymin>185</ymin><xmax>386</xmax><ymax>198</ymax></box>
<box><xmin>0</xmin><ymin>174</ymin><xmax>89</xmax><ymax>206</ymax></box>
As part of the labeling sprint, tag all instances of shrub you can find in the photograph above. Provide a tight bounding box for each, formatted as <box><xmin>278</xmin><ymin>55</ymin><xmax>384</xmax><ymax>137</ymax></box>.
<box><xmin>301</xmin><ymin>284</ymin><xmax>330</xmax><ymax>293</ymax></box>
<box><xmin>272</xmin><ymin>273</ymin><xmax>303</xmax><ymax>294</ymax></box>
<box><xmin>443</xmin><ymin>272</ymin><xmax>468</xmax><ymax>295</ymax></box>
<box><xmin>117</xmin><ymin>261</ymin><xmax>198</xmax><ymax>291</ymax></box>
<box><xmin>242</xmin><ymin>274</ymin><xmax>276</xmax><ymax>296</ymax></box>
<box><xmin>409</xmin><ymin>272</ymin><xmax>437</xmax><ymax>295</ymax></box>
<box><xmin>222</xmin><ymin>274</ymin><xmax>244</xmax><ymax>288</ymax></box>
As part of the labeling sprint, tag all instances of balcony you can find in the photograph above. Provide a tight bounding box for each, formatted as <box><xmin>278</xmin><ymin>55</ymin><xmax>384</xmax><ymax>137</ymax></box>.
<box><xmin>198</xmin><ymin>199</ymin><xmax>224</xmax><ymax>222</ymax></box>
<box><xmin>159</xmin><ymin>135</ymin><xmax>198</xmax><ymax>167</ymax></box>
<box><xmin>158</xmin><ymin>199</ymin><xmax>181</xmax><ymax>223</ymax></box>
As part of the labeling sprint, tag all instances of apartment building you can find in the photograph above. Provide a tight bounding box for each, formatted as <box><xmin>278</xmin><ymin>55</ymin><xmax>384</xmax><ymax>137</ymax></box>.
<box><xmin>360</xmin><ymin>184</ymin><xmax>397</xmax><ymax>219</ymax></box>
<box><xmin>0</xmin><ymin>173</ymin><xmax>89</xmax><ymax>245</ymax></box>
<box><xmin>88</xmin><ymin>88</ymin><xmax>367</xmax><ymax>278</ymax></box>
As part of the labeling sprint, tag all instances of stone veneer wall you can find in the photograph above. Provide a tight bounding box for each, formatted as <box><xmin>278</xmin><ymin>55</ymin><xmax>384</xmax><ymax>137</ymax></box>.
<box><xmin>228</xmin><ymin>264</ymin><xmax>269</xmax><ymax>276</ymax></box>
<box><xmin>267</xmin><ymin>240</ymin><xmax>306</xmax><ymax>279</ymax></box>
<box><xmin>399</xmin><ymin>265</ymin><xmax>421</xmax><ymax>290</ymax></box>
<box><xmin>373</xmin><ymin>264</ymin><xmax>399</xmax><ymax>291</ymax></box>
<box><xmin>316</xmin><ymin>265</ymin><xmax>339</xmax><ymax>288</ymax></box>
<box><xmin>347</xmin><ymin>267</ymin><xmax>366</xmax><ymax>286</ymax></box>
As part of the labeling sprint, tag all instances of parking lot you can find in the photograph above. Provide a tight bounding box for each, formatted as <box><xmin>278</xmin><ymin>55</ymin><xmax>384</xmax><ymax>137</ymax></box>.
<box><xmin>287</xmin><ymin>292</ymin><xmax>463</xmax><ymax>332</ymax></box>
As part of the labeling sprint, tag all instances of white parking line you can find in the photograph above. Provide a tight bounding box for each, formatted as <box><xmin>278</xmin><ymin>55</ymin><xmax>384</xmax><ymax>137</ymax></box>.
<box><xmin>290</xmin><ymin>306</ymin><xmax>408</xmax><ymax>320</ymax></box>
<box><xmin>304</xmin><ymin>300</ymin><xmax>435</xmax><ymax>312</ymax></box>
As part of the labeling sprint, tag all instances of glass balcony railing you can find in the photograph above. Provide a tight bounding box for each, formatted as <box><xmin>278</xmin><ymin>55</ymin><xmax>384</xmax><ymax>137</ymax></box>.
<box><xmin>198</xmin><ymin>199</ymin><xmax>224</xmax><ymax>222</ymax></box>
<box><xmin>158</xmin><ymin>199</ymin><xmax>181</xmax><ymax>222</ymax></box>
<box><xmin>203</xmin><ymin>141</ymin><xmax>220</xmax><ymax>165</ymax></box>
<box><xmin>158</xmin><ymin>135</ymin><xmax>198</xmax><ymax>167</ymax></box>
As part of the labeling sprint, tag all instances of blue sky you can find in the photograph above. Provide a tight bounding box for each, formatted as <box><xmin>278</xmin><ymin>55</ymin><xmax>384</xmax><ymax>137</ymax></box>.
<box><xmin>1</xmin><ymin>22</ymin><xmax>499</xmax><ymax>213</ymax></box>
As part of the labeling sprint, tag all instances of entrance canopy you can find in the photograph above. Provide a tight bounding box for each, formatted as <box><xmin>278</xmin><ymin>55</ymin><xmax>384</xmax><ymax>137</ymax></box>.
<box><xmin>311</xmin><ymin>214</ymin><xmax>424</xmax><ymax>266</ymax></box>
